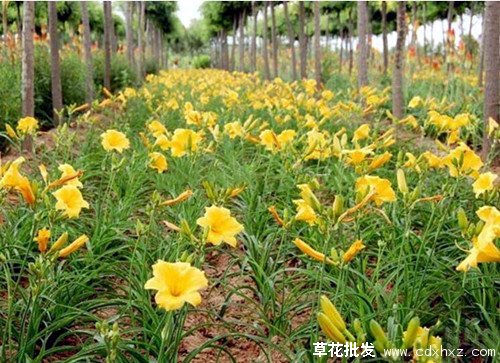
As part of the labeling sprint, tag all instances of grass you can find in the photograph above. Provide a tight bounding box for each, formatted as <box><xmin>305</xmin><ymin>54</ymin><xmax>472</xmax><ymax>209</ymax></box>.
<box><xmin>0</xmin><ymin>65</ymin><xmax>498</xmax><ymax>362</ymax></box>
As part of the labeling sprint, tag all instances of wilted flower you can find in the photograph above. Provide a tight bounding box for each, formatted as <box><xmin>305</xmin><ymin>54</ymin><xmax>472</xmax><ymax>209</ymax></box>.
<box><xmin>34</xmin><ymin>228</ymin><xmax>51</xmax><ymax>253</ymax></box>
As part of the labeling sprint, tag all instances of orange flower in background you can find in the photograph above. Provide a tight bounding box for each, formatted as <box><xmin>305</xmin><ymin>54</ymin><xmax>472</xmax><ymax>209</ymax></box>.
<box><xmin>0</xmin><ymin>157</ymin><xmax>36</xmax><ymax>205</ymax></box>
<box><xmin>34</xmin><ymin>228</ymin><xmax>51</xmax><ymax>253</ymax></box>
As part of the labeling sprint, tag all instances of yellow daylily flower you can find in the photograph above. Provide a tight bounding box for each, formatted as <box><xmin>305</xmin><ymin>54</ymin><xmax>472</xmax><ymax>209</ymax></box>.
<box><xmin>170</xmin><ymin>128</ymin><xmax>202</xmax><ymax>157</ymax></box>
<box><xmin>148</xmin><ymin>152</ymin><xmax>168</xmax><ymax>173</ymax></box>
<box><xmin>0</xmin><ymin>157</ymin><xmax>36</xmax><ymax>205</ymax></box>
<box><xmin>144</xmin><ymin>260</ymin><xmax>208</xmax><ymax>311</ymax></box>
<box><xmin>355</xmin><ymin>175</ymin><xmax>396</xmax><ymax>206</ymax></box>
<box><xmin>100</xmin><ymin>129</ymin><xmax>130</xmax><ymax>153</ymax></box>
<box><xmin>17</xmin><ymin>116</ymin><xmax>39</xmax><ymax>135</ymax></box>
<box><xmin>472</xmin><ymin>172</ymin><xmax>497</xmax><ymax>198</ymax></box>
<box><xmin>196</xmin><ymin>205</ymin><xmax>244</xmax><ymax>247</ymax></box>
<box><xmin>53</xmin><ymin>185</ymin><xmax>90</xmax><ymax>218</ymax></box>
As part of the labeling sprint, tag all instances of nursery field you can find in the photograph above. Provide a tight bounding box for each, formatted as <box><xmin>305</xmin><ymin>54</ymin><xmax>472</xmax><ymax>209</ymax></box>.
<box><xmin>1</xmin><ymin>67</ymin><xmax>499</xmax><ymax>362</ymax></box>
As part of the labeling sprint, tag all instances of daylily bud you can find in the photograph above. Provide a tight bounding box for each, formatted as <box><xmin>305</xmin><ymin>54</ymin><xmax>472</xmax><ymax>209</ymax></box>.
<box><xmin>332</xmin><ymin>195</ymin><xmax>344</xmax><ymax>217</ymax></box>
<box><xmin>49</xmin><ymin>232</ymin><xmax>68</xmax><ymax>253</ymax></box>
<box><xmin>456</xmin><ymin>208</ymin><xmax>468</xmax><ymax>231</ymax></box>
<box><xmin>317</xmin><ymin>313</ymin><xmax>347</xmax><ymax>343</ymax></box>
<box><xmin>320</xmin><ymin>295</ymin><xmax>346</xmax><ymax>331</ymax></box>
<box><xmin>58</xmin><ymin>235</ymin><xmax>89</xmax><ymax>258</ymax></box>
<box><xmin>397</xmin><ymin>169</ymin><xmax>408</xmax><ymax>194</ymax></box>
<box><xmin>402</xmin><ymin>317</ymin><xmax>420</xmax><ymax>348</ymax></box>
<box><xmin>475</xmin><ymin>221</ymin><xmax>484</xmax><ymax>235</ymax></box>
<box><xmin>369</xmin><ymin>320</ymin><xmax>389</xmax><ymax>348</ymax></box>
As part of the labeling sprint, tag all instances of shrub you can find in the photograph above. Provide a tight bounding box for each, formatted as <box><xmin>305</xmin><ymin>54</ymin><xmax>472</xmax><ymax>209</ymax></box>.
<box><xmin>93</xmin><ymin>51</ymin><xmax>137</xmax><ymax>94</ymax></box>
<box><xmin>144</xmin><ymin>57</ymin><xmax>159</xmax><ymax>75</ymax></box>
<box><xmin>192</xmin><ymin>55</ymin><xmax>211</xmax><ymax>69</ymax></box>
<box><xmin>0</xmin><ymin>57</ymin><xmax>21</xmax><ymax>151</ymax></box>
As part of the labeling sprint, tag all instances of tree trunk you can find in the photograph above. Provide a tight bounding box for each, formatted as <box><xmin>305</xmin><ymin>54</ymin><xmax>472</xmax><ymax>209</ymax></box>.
<box><xmin>230</xmin><ymin>16</ymin><xmax>237</xmax><ymax>72</ymax></box>
<box><xmin>16</xmin><ymin>2</ymin><xmax>22</xmax><ymax>44</ymax></box>
<box><xmin>482</xmin><ymin>1</ymin><xmax>499</xmax><ymax>156</ymax></box>
<box><xmin>392</xmin><ymin>1</ymin><xmax>406</xmax><ymax>119</ymax></box>
<box><xmin>81</xmin><ymin>1</ymin><xmax>93</xmax><ymax>105</ymax></box>
<box><xmin>137</xmin><ymin>1</ymin><xmax>145</xmax><ymax>78</ymax></box>
<box><xmin>251</xmin><ymin>1</ymin><xmax>257</xmax><ymax>73</ymax></box>
<box><xmin>21</xmin><ymin>0</ymin><xmax>34</xmax><ymax>151</ymax></box>
<box><xmin>270</xmin><ymin>2</ymin><xmax>278</xmax><ymax>78</ymax></box>
<box><xmin>478</xmin><ymin>9</ymin><xmax>486</xmax><ymax>87</ymax></box>
<box><xmin>262</xmin><ymin>2</ymin><xmax>270</xmax><ymax>80</ymax></box>
<box><xmin>357</xmin><ymin>1</ymin><xmax>369</xmax><ymax>88</ymax></box>
<box><xmin>21</xmin><ymin>0</ymin><xmax>34</xmax><ymax>117</ymax></box>
<box><xmin>313</xmin><ymin>0</ymin><xmax>321</xmax><ymax>89</ymax></box>
<box><xmin>103</xmin><ymin>1</ymin><xmax>112</xmax><ymax>90</ymax></box>
<box><xmin>125</xmin><ymin>1</ymin><xmax>135</xmax><ymax>68</ymax></box>
<box><xmin>2</xmin><ymin>1</ymin><xmax>8</xmax><ymax>44</ymax></box>
<box><xmin>382</xmin><ymin>1</ymin><xmax>388</xmax><ymax>75</ymax></box>
<box><xmin>283</xmin><ymin>1</ymin><xmax>296</xmax><ymax>81</ymax></box>
<box><xmin>238</xmin><ymin>10</ymin><xmax>245</xmax><ymax>72</ymax></box>
<box><xmin>348</xmin><ymin>9</ymin><xmax>353</xmax><ymax>76</ymax></box>
<box><xmin>339</xmin><ymin>33</ymin><xmax>344</xmax><ymax>74</ymax></box>
<box><xmin>48</xmin><ymin>1</ymin><xmax>63</xmax><ymax>124</ymax></box>
<box><xmin>221</xmin><ymin>28</ymin><xmax>229</xmax><ymax>71</ymax></box>
<box><xmin>298</xmin><ymin>1</ymin><xmax>307</xmax><ymax>79</ymax></box>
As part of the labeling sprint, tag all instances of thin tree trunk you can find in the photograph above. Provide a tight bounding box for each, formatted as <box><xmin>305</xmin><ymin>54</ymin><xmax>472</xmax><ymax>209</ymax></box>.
<box><xmin>446</xmin><ymin>1</ymin><xmax>454</xmax><ymax>72</ymax></box>
<box><xmin>262</xmin><ymin>2</ymin><xmax>270</xmax><ymax>80</ymax></box>
<box><xmin>125</xmin><ymin>1</ymin><xmax>135</xmax><ymax>68</ymax></box>
<box><xmin>357</xmin><ymin>1</ymin><xmax>369</xmax><ymax>87</ymax></box>
<box><xmin>230</xmin><ymin>16</ymin><xmax>237</xmax><ymax>71</ymax></box>
<box><xmin>392</xmin><ymin>1</ymin><xmax>406</xmax><ymax>119</ymax></box>
<box><xmin>298</xmin><ymin>1</ymin><xmax>307</xmax><ymax>79</ymax></box>
<box><xmin>2</xmin><ymin>1</ymin><xmax>8</xmax><ymax>44</ymax></box>
<box><xmin>48</xmin><ymin>1</ymin><xmax>63</xmax><ymax>124</ymax></box>
<box><xmin>16</xmin><ymin>2</ymin><xmax>22</xmax><ymax>44</ymax></box>
<box><xmin>466</xmin><ymin>3</ymin><xmax>474</xmax><ymax>68</ymax></box>
<box><xmin>81</xmin><ymin>1</ymin><xmax>93</xmax><ymax>105</ymax></box>
<box><xmin>103</xmin><ymin>1</ymin><xmax>112</xmax><ymax>90</ymax></box>
<box><xmin>21</xmin><ymin>0</ymin><xmax>34</xmax><ymax>117</ymax></box>
<box><xmin>382</xmin><ymin>1</ymin><xmax>388</xmax><ymax>75</ymax></box>
<box><xmin>137</xmin><ymin>1</ymin><xmax>145</xmax><ymax>78</ymax></box>
<box><xmin>283</xmin><ymin>1</ymin><xmax>296</xmax><ymax>81</ymax></box>
<box><xmin>239</xmin><ymin>10</ymin><xmax>245</xmax><ymax>72</ymax></box>
<box><xmin>222</xmin><ymin>28</ymin><xmax>229</xmax><ymax>71</ymax></box>
<box><xmin>21</xmin><ymin>0</ymin><xmax>34</xmax><ymax>150</ymax></box>
<box><xmin>348</xmin><ymin>9</ymin><xmax>354</xmax><ymax>76</ymax></box>
<box><xmin>251</xmin><ymin>1</ymin><xmax>257</xmax><ymax>73</ymax></box>
<box><xmin>339</xmin><ymin>33</ymin><xmax>344</xmax><ymax>74</ymax></box>
<box><xmin>478</xmin><ymin>9</ymin><xmax>486</xmax><ymax>87</ymax></box>
<box><xmin>482</xmin><ymin>1</ymin><xmax>499</xmax><ymax>157</ymax></box>
<box><xmin>270</xmin><ymin>2</ymin><xmax>278</xmax><ymax>78</ymax></box>
<box><xmin>313</xmin><ymin>1</ymin><xmax>321</xmax><ymax>89</ymax></box>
